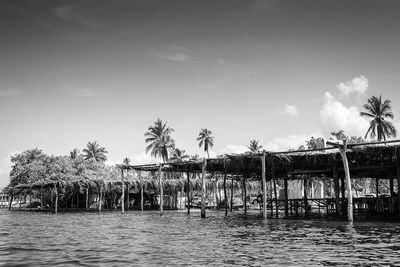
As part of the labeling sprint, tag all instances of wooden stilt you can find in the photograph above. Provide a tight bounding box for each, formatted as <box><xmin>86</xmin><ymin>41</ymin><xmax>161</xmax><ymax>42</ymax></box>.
<box><xmin>224</xmin><ymin>172</ymin><xmax>228</xmax><ymax>216</ymax></box>
<box><xmin>243</xmin><ymin>176</ymin><xmax>247</xmax><ymax>214</ymax></box>
<box><xmin>230</xmin><ymin>175</ymin><xmax>234</xmax><ymax>212</ymax></box>
<box><xmin>273</xmin><ymin>180</ymin><xmax>278</xmax><ymax>218</ymax></box>
<box><xmin>8</xmin><ymin>192</ymin><xmax>13</xmax><ymax>211</ymax></box>
<box><xmin>29</xmin><ymin>186</ymin><xmax>32</xmax><ymax>211</ymax></box>
<box><xmin>40</xmin><ymin>183</ymin><xmax>43</xmax><ymax>210</ymax></box>
<box><xmin>76</xmin><ymin>187</ymin><xmax>79</xmax><ymax>210</ymax></box>
<box><xmin>141</xmin><ymin>180</ymin><xmax>144</xmax><ymax>211</ymax></box>
<box><xmin>261</xmin><ymin>151</ymin><xmax>267</xmax><ymax>219</ymax></box>
<box><xmin>333</xmin><ymin>165</ymin><xmax>341</xmax><ymax>216</ymax></box>
<box><xmin>328</xmin><ymin>140</ymin><xmax>353</xmax><ymax>222</ymax></box>
<box><xmin>390</xmin><ymin>176</ymin><xmax>394</xmax><ymax>197</ymax></box>
<box><xmin>284</xmin><ymin>176</ymin><xmax>289</xmax><ymax>217</ymax></box>
<box><xmin>376</xmin><ymin>178</ymin><xmax>379</xmax><ymax>197</ymax></box>
<box><xmin>201</xmin><ymin>158</ymin><xmax>207</xmax><ymax>218</ymax></box>
<box><xmin>126</xmin><ymin>183</ymin><xmax>129</xmax><ymax>212</ymax></box>
<box><xmin>186</xmin><ymin>172</ymin><xmax>190</xmax><ymax>215</ymax></box>
<box><xmin>304</xmin><ymin>177</ymin><xmax>309</xmax><ymax>216</ymax></box>
<box><xmin>54</xmin><ymin>183</ymin><xmax>58</xmax><ymax>214</ymax></box>
<box><xmin>121</xmin><ymin>167</ymin><xmax>125</xmax><ymax>214</ymax></box>
<box><xmin>396</xmin><ymin>155</ymin><xmax>400</xmax><ymax>215</ymax></box>
<box><xmin>86</xmin><ymin>187</ymin><xmax>89</xmax><ymax>210</ymax></box>
<box><xmin>99</xmin><ymin>185</ymin><xmax>102</xmax><ymax>213</ymax></box>
<box><xmin>159</xmin><ymin>164</ymin><xmax>163</xmax><ymax>215</ymax></box>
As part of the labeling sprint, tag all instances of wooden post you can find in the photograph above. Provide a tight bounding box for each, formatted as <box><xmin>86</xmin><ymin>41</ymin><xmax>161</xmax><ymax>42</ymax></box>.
<box><xmin>76</xmin><ymin>187</ymin><xmax>79</xmax><ymax>210</ymax></box>
<box><xmin>284</xmin><ymin>176</ymin><xmax>289</xmax><ymax>217</ymax></box>
<box><xmin>54</xmin><ymin>183</ymin><xmax>58</xmax><ymax>214</ymax></box>
<box><xmin>304</xmin><ymin>177</ymin><xmax>309</xmax><ymax>216</ymax></box>
<box><xmin>261</xmin><ymin>151</ymin><xmax>267</xmax><ymax>219</ymax></box>
<box><xmin>126</xmin><ymin>183</ymin><xmax>129</xmax><ymax>212</ymax></box>
<box><xmin>396</xmin><ymin>156</ymin><xmax>400</xmax><ymax>215</ymax></box>
<box><xmin>230</xmin><ymin>176</ymin><xmax>234</xmax><ymax>212</ymax></box>
<box><xmin>243</xmin><ymin>176</ymin><xmax>247</xmax><ymax>214</ymax></box>
<box><xmin>29</xmin><ymin>187</ymin><xmax>32</xmax><ymax>212</ymax></box>
<box><xmin>224</xmin><ymin>172</ymin><xmax>228</xmax><ymax>216</ymax></box>
<box><xmin>390</xmin><ymin>176</ymin><xmax>394</xmax><ymax>197</ymax></box>
<box><xmin>121</xmin><ymin>168</ymin><xmax>125</xmax><ymax>214</ymax></box>
<box><xmin>333</xmin><ymin>164</ymin><xmax>341</xmax><ymax>216</ymax></box>
<box><xmin>201</xmin><ymin>158</ymin><xmax>207</xmax><ymax>218</ymax></box>
<box><xmin>376</xmin><ymin>178</ymin><xmax>379</xmax><ymax>197</ymax></box>
<box><xmin>99</xmin><ymin>185</ymin><xmax>102</xmax><ymax>213</ymax></box>
<box><xmin>140</xmin><ymin>180</ymin><xmax>144</xmax><ymax>211</ymax></box>
<box><xmin>186</xmin><ymin>172</ymin><xmax>191</xmax><ymax>215</ymax></box>
<box><xmin>159</xmin><ymin>164</ymin><xmax>163</xmax><ymax>215</ymax></box>
<box><xmin>8</xmin><ymin>192</ymin><xmax>13</xmax><ymax>210</ymax></box>
<box><xmin>330</xmin><ymin>139</ymin><xmax>353</xmax><ymax>222</ymax></box>
<box><xmin>40</xmin><ymin>183</ymin><xmax>43</xmax><ymax>210</ymax></box>
<box><xmin>272</xmin><ymin>163</ymin><xmax>278</xmax><ymax>218</ymax></box>
<box><xmin>86</xmin><ymin>187</ymin><xmax>89</xmax><ymax>210</ymax></box>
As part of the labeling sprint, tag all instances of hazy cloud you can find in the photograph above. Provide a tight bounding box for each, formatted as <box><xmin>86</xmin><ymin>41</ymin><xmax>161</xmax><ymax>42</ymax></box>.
<box><xmin>284</xmin><ymin>104</ymin><xmax>299</xmax><ymax>117</ymax></box>
<box><xmin>53</xmin><ymin>5</ymin><xmax>96</xmax><ymax>28</ymax></box>
<box><xmin>62</xmin><ymin>85</ymin><xmax>97</xmax><ymax>97</ymax></box>
<box><xmin>320</xmin><ymin>92</ymin><xmax>369</xmax><ymax>137</ymax></box>
<box><xmin>152</xmin><ymin>50</ymin><xmax>192</xmax><ymax>63</ymax></box>
<box><xmin>0</xmin><ymin>89</ymin><xmax>20</xmax><ymax>97</ymax></box>
<box><xmin>336</xmin><ymin>75</ymin><xmax>369</xmax><ymax>98</ymax></box>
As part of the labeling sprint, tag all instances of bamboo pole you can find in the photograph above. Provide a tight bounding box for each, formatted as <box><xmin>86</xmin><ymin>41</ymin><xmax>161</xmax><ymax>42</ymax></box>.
<box><xmin>159</xmin><ymin>164</ymin><xmax>163</xmax><ymax>215</ymax></box>
<box><xmin>186</xmin><ymin>172</ymin><xmax>190</xmax><ymax>215</ymax></box>
<box><xmin>261</xmin><ymin>151</ymin><xmax>267</xmax><ymax>219</ymax></box>
<box><xmin>224</xmin><ymin>172</ymin><xmax>228</xmax><ymax>216</ymax></box>
<box><xmin>121</xmin><ymin>168</ymin><xmax>125</xmax><ymax>214</ymax></box>
<box><xmin>201</xmin><ymin>158</ymin><xmax>207</xmax><ymax>218</ymax></box>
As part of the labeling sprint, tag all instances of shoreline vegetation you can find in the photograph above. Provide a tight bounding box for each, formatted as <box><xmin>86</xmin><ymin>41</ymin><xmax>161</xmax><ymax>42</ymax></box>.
<box><xmin>2</xmin><ymin>95</ymin><xmax>400</xmax><ymax>220</ymax></box>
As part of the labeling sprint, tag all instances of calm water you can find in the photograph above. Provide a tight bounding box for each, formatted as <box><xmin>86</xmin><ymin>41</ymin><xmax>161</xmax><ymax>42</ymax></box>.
<box><xmin>1</xmin><ymin>210</ymin><xmax>400</xmax><ymax>266</ymax></box>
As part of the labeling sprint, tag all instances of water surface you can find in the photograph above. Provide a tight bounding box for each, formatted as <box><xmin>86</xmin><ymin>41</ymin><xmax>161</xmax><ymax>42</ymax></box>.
<box><xmin>1</xmin><ymin>210</ymin><xmax>400</xmax><ymax>266</ymax></box>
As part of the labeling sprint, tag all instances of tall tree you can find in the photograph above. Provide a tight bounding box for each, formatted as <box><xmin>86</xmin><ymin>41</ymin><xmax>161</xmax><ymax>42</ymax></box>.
<box><xmin>83</xmin><ymin>141</ymin><xmax>108</xmax><ymax>162</ymax></box>
<box><xmin>248</xmin><ymin>140</ymin><xmax>263</xmax><ymax>154</ymax></box>
<box><xmin>360</xmin><ymin>95</ymin><xmax>397</xmax><ymax>141</ymax></box>
<box><xmin>144</xmin><ymin>119</ymin><xmax>175</xmax><ymax>162</ymax></box>
<box><xmin>197</xmin><ymin>128</ymin><xmax>214</xmax><ymax>158</ymax></box>
<box><xmin>169</xmin><ymin>148</ymin><xmax>189</xmax><ymax>162</ymax></box>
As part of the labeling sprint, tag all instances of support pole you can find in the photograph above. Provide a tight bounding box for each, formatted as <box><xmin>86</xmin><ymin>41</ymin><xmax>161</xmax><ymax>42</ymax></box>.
<box><xmin>243</xmin><ymin>176</ymin><xmax>247</xmax><ymax>214</ymax></box>
<box><xmin>284</xmin><ymin>176</ymin><xmax>289</xmax><ymax>217</ymax></box>
<box><xmin>230</xmin><ymin>176</ymin><xmax>234</xmax><ymax>212</ymax></box>
<box><xmin>86</xmin><ymin>187</ymin><xmax>89</xmax><ymax>210</ymax></box>
<box><xmin>140</xmin><ymin>180</ymin><xmax>144</xmax><ymax>211</ymax></box>
<box><xmin>54</xmin><ymin>183</ymin><xmax>58</xmax><ymax>214</ymax></box>
<box><xmin>126</xmin><ymin>183</ymin><xmax>129</xmax><ymax>212</ymax></box>
<box><xmin>99</xmin><ymin>185</ymin><xmax>102</xmax><ymax>213</ymax></box>
<box><xmin>272</xmin><ymin>163</ymin><xmax>278</xmax><ymax>218</ymax></box>
<box><xmin>376</xmin><ymin>178</ymin><xmax>379</xmax><ymax>197</ymax></box>
<box><xmin>159</xmin><ymin>164</ymin><xmax>163</xmax><ymax>215</ymax></box>
<box><xmin>29</xmin><ymin>186</ymin><xmax>32</xmax><ymax>212</ymax></box>
<box><xmin>40</xmin><ymin>183</ymin><xmax>43</xmax><ymax>210</ymax></box>
<box><xmin>396</xmin><ymin>153</ymin><xmax>400</xmax><ymax>215</ymax></box>
<box><xmin>390</xmin><ymin>176</ymin><xmax>394</xmax><ymax>197</ymax></box>
<box><xmin>224</xmin><ymin>172</ymin><xmax>228</xmax><ymax>216</ymax></box>
<box><xmin>8</xmin><ymin>192</ymin><xmax>13</xmax><ymax>211</ymax></box>
<box><xmin>121</xmin><ymin>168</ymin><xmax>125</xmax><ymax>214</ymax></box>
<box><xmin>304</xmin><ymin>177</ymin><xmax>309</xmax><ymax>216</ymax></box>
<box><xmin>333</xmin><ymin>164</ymin><xmax>341</xmax><ymax>216</ymax></box>
<box><xmin>331</xmin><ymin>139</ymin><xmax>353</xmax><ymax>222</ymax></box>
<box><xmin>201</xmin><ymin>158</ymin><xmax>207</xmax><ymax>218</ymax></box>
<box><xmin>186</xmin><ymin>172</ymin><xmax>190</xmax><ymax>215</ymax></box>
<box><xmin>261</xmin><ymin>151</ymin><xmax>267</xmax><ymax>219</ymax></box>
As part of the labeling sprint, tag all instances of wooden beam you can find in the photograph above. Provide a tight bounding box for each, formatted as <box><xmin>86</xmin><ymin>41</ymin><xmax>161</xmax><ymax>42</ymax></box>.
<box><xmin>201</xmin><ymin>158</ymin><xmax>207</xmax><ymax>218</ymax></box>
<box><xmin>261</xmin><ymin>151</ymin><xmax>267</xmax><ymax>219</ymax></box>
<box><xmin>224</xmin><ymin>172</ymin><xmax>228</xmax><ymax>217</ymax></box>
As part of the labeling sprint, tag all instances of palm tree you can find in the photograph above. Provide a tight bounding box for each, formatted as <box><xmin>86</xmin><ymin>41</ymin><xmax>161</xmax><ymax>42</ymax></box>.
<box><xmin>83</xmin><ymin>141</ymin><xmax>108</xmax><ymax>162</ymax></box>
<box><xmin>144</xmin><ymin>119</ymin><xmax>175</xmax><ymax>162</ymax></box>
<box><xmin>360</xmin><ymin>95</ymin><xmax>397</xmax><ymax>141</ymax></box>
<box><xmin>248</xmin><ymin>140</ymin><xmax>263</xmax><ymax>153</ymax></box>
<box><xmin>169</xmin><ymin>148</ymin><xmax>189</xmax><ymax>162</ymax></box>
<box><xmin>70</xmin><ymin>148</ymin><xmax>80</xmax><ymax>159</ymax></box>
<box><xmin>197</xmin><ymin>128</ymin><xmax>214</xmax><ymax>158</ymax></box>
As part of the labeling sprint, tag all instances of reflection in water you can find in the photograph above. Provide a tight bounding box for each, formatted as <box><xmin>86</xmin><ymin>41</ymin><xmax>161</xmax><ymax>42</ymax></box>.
<box><xmin>1</xmin><ymin>210</ymin><xmax>400</xmax><ymax>266</ymax></box>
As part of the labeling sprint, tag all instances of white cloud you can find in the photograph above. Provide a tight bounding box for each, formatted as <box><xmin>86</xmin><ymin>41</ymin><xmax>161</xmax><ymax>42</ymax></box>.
<box><xmin>217</xmin><ymin>145</ymin><xmax>249</xmax><ymax>155</ymax></box>
<box><xmin>0</xmin><ymin>89</ymin><xmax>20</xmax><ymax>97</ymax></box>
<box><xmin>264</xmin><ymin>133</ymin><xmax>321</xmax><ymax>152</ymax></box>
<box><xmin>320</xmin><ymin>92</ymin><xmax>369</xmax><ymax>137</ymax></box>
<box><xmin>153</xmin><ymin>50</ymin><xmax>192</xmax><ymax>63</ymax></box>
<box><xmin>336</xmin><ymin>75</ymin><xmax>368</xmax><ymax>98</ymax></box>
<box><xmin>284</xmin><ymin>104</ymin><xmax>299</xmax><ymax>117</ymax></box>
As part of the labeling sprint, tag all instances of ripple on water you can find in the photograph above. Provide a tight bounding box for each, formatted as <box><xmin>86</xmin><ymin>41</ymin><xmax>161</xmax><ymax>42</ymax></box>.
<box><xmin>1</xmin><ymin>211</ymin><xmax>400</xmax><ymax>266</ymax></box>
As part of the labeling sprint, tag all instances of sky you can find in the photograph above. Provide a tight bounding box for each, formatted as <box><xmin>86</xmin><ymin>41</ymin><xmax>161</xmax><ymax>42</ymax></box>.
<box><xmin>1</xmin><ymin>0</ymin><xmax>400</xmax><ymax>187</ymax></box>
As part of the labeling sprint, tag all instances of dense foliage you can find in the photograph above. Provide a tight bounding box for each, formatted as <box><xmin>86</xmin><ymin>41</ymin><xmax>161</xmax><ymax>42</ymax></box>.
<box><xmin>9</xmin><ymin>144</ymin><xmax>118</xmax><ymax>187</ymax></box>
